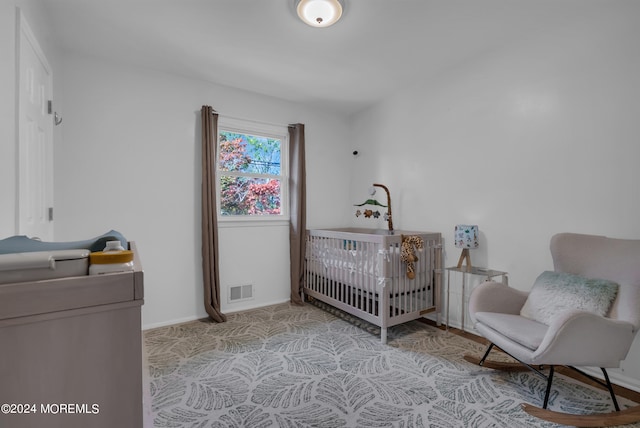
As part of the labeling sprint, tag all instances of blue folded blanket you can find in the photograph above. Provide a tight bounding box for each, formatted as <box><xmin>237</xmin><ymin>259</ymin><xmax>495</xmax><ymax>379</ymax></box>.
<box><xmin>0</xmin><ymin>230</ymin><xmax>127</xmax><ymax>255</ymax></box>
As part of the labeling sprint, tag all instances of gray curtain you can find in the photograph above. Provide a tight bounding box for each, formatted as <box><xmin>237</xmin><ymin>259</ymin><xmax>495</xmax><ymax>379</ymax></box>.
<box><xmin>201</xmin><ymin>105</ymin><xmax>226</xmax><ymax>323</ymax></box>
<box><xmin>289</xmin><ymin>123</ymin><xmax>306</xmax><ymax>305</ymax></box>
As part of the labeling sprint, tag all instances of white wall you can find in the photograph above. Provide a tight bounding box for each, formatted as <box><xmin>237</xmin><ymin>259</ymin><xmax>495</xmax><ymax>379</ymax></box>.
<box><xmin>56</xmin><ymin>56</ymin><xmax>352</xmax><ymax>328</ymax></box>
<box><xmin>348</xmin><ymin>3</ymin><xmax>640</xmax><ymax>391</ymax></box>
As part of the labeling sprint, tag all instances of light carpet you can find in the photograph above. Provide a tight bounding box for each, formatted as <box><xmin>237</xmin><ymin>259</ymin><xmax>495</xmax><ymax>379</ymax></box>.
<box><xmin>144</xmin><ymin>301</ymin><xmax>638</xmax><ymax>427</ymax></box>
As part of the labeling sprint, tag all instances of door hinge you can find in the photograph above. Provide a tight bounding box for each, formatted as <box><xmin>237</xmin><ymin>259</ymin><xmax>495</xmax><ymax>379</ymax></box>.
<box><xmin>48</xmin><ymin>100</ymin><xmax>53</xmax><ymax>114</ymax></box>
<box><xmin>48</xmin><ymin>207</ymin><xmax>54</xmax><ymax>221</ymax></box>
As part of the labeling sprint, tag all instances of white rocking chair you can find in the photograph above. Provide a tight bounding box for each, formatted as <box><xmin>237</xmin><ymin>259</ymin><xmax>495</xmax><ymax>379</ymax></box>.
<box><xmin>464</xmin><ymin>233</ymin><xmax>640</xmax><ymax>427</ymax></box>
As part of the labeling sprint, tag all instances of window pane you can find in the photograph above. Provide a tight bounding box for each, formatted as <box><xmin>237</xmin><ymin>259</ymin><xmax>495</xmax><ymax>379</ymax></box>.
<box><xmin>219</xmin><ymin>176</ymin><xmax>281</xmax><ymax>216</ymax></box>
<box><xmin>219</xmin><ymin>131</ymin><xmax>281</xmax><ymax>175</ymax></box>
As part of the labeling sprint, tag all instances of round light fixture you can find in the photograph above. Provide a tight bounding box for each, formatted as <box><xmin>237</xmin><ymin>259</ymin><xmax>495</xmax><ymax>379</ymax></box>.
<box><xmin>296</xmin><ymin>0</ymin><xmax>344</xmax><ymax>28</ymax></box>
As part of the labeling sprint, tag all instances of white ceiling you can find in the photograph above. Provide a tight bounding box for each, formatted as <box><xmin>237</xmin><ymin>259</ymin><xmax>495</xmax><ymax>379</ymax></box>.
<box><xmin>41</xmin><ymin>0</ymin><xmax>587</xmax><ymax>115</ymax></box>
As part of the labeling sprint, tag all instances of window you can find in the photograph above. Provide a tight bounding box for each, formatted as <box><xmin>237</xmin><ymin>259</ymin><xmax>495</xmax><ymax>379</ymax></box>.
<box><xmin>217</xmin><ymin>117</ymin><xmax>288</xmax><ymax>222</ymax></box>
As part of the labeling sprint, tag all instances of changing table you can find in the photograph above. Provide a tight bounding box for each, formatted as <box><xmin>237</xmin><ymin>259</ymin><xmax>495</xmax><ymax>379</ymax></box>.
<box><xmin>0</xmin><ymin>242</ymin><xmax>144</xmax><ymax>428</ymax></box>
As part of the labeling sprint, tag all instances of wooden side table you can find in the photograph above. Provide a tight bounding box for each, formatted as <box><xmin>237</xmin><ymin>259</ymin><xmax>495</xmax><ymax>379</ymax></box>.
<box><xmin>445</xmin><ymin>266</ymin><xmax>508</xmax><ymax>332</ymax></box>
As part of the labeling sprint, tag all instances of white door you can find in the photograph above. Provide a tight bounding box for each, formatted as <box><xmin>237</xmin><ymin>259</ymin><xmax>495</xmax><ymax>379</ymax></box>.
<box><xmin>17</xmin><ymin>10</ymin><xmax>54</xmax><ymax>241</ymax></box>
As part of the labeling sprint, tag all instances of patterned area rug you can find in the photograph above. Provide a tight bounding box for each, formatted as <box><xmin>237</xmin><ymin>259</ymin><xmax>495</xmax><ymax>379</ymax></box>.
<box><xmin>144</xmin><ymin>302</ymin><xmax>638</xmax><ymax>427</ymax></box>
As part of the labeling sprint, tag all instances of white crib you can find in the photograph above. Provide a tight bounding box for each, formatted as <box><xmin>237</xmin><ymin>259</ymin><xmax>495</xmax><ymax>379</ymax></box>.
<box><xmin>304</xmin><ymin>228</ymin><xmax>442</xmax><ymax>343</ymax></box>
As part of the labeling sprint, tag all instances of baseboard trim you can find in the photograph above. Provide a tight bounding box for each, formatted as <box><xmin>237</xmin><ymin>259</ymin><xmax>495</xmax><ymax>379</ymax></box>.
<box><xmin>143</xmin><ymin>315</ymin><xmax>202</xmax><ymax>331</ymax></box>
<box><xmin>142</xmin><ymin>298</ymin><xmax>292</xmax><ymax>331</ymax></box>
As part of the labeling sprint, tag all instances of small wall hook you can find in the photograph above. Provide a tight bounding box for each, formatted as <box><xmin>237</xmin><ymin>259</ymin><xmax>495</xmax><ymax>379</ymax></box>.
<box><xmin>54</xmin><ymin>112</ymin><xmax>62</xmax><ymax>126</ymax></box>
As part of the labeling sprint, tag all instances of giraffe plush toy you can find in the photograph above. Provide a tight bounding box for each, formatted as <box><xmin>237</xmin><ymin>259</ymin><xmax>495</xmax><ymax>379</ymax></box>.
<box><xmin>400</xmin><ymin>234</ymin><xmax>424</xmax><ymax>279</ymax></box>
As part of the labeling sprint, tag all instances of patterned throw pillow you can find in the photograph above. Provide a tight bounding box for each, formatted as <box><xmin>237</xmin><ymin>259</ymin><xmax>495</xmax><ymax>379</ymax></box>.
<box><xmin>520</xmin><ymin>271</ymin><xmax>618</xmax><ymax>325</ymax></box>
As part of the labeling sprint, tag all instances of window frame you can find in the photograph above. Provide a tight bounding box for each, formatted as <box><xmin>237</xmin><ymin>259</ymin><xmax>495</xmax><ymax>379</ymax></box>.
<box><xmin>216</xmin><ymin>117</ymin><xmax>289</xmax><ymax>226</ymax></box>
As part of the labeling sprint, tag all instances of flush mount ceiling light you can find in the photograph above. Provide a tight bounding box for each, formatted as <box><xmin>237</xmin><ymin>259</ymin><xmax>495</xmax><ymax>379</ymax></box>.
<box><xmin>296</xmin><ymin>0</ymin><xmax>344</xmax><ymax>28</ymax></box>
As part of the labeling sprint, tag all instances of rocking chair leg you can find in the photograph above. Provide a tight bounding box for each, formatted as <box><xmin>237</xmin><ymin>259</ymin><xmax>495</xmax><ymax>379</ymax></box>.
<box><xmin>543</xmin><ymin>365</ymin><xmax>554</xmax><ymax>409</ymax></box>
<box><xmin>601</xmin><ymin>368</ymin><xmax>620</xmax><ymax>412</ymax></box>
<box><xmin>478</xmin><ymin>343</ymin><xmax>495</xmax><ymax>366</ymax></box>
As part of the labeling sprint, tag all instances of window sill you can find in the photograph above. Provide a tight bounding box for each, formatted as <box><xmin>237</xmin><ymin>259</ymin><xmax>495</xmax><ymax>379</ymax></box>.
<box><xmin>217</xmin><ymin>218</ymin><xmax>290</xmax><ymax>228</ymax></box>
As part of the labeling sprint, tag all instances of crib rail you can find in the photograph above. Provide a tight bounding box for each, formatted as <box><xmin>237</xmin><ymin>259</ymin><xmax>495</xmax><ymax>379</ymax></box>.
<box><xmin>303</xmin><ymin>229</ymin><xmax>442</xmax><ymax>343</ymax></box>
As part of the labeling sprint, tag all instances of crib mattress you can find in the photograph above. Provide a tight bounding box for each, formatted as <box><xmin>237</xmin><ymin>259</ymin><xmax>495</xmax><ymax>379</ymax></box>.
<box><xmin>0</xmin><ymin>249</ymin><xmax>90</xmax><ymax>284</ymax></box>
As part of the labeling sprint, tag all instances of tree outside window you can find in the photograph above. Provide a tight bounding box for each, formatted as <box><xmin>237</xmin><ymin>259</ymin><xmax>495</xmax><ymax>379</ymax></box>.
<box><xmin>218</xmin><ymin>130</ymin><xmax>284</xmax><ymax>217</ymax></box>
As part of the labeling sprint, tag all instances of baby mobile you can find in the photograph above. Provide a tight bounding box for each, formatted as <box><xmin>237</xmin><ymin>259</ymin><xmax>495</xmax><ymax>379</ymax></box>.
<box><xmin>354</xmin><ymin>183</ymin><xmax>392</xmax><ymax>229</ymax></box>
